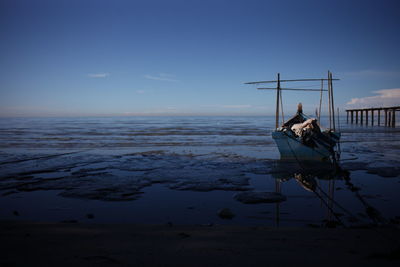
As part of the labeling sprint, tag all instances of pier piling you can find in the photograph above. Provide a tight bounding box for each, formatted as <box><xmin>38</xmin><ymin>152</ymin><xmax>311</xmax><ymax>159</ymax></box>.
<box><xmin>378</xmin><ymin>109</ymin><xmax>380</xmax><ymax>126</ymax></box>
<box><xmin>392</xmin><ymin>109</ymin><xmax>396</xmax><ymax>127</ymax></box>
<box><xmin>351</xmin><ymin>111</ymin><xmax>354</xmax><ymax>123</ymax></box>
<box><xmin>356</xmin><ymin>111</ymin><xmax>358</xmax><ymax>124</ymax></box>
<box><xmin>346</xmin><ymin>106</ymin><xmax>398</xmax><ymax>127</ymax></box>
<box><xmin>371</xmin><ymin>110</ymin><xmax>374</xmax><ymax>126</ymax></box>
<box><xmin>385</xmin><ymin>110</ymin><xmax>388</xmax><ymax>126</ymax></box>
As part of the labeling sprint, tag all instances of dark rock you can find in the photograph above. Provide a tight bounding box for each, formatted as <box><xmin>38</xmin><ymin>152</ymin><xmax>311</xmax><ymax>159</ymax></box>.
<box><xmin>368</xmin><ymin>248</ymin><xmax>400</xmax><ymax>260</ymax></box>
<box><xmin>61</xmin><ymin>220</ymin><xmax>78</xmax><ymax>223</ymax></box>
<box><xmin>218</xmin><ymin>208</ymin><xmax>235</xmax><ymax>219</ymax></box>
<box><xmin>2</xmin><ymin>190</ymin><xmax>18</xmax><ymax>196</ymax></box>
<box><xmin>234</xmin><ymin>191</ymin><xmax>286</xmax><ymax>204</ymax></box>
<box><xmin>367</xmin><ymin>167</ymin><xmax>400</xmax><ymax>178</ymax></box>
<box><xmin>178</xmin><ymin>232</ymin><xmax>191</xmax><ymax>238</ymax></box>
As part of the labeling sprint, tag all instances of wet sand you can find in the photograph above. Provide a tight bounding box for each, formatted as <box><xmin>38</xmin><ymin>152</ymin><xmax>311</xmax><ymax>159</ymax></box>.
<box><xmin>1</xmin><ymin>221</ymin><xmax>399</xmax><ymax>266</ymax></box>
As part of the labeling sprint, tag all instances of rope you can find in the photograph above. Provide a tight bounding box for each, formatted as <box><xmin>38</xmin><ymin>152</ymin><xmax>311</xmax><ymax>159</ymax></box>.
<box><xmin>314</xmin><ymin>189</ymin><xmax>346</xmax><ymax>226</ymax></box>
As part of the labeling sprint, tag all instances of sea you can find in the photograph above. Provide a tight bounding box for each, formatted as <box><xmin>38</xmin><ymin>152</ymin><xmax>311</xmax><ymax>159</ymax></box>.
<box><xmin>0</xmin><ymin>116</ymin><xmax>399</xmax><ymax>227</ymax></box>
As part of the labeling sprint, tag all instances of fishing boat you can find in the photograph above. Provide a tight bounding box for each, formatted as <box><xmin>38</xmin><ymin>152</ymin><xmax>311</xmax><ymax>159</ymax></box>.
<box><xmin>245</xmin><ymin>71</ymin><xmax>341</xmax><ymax>162</ymax></box>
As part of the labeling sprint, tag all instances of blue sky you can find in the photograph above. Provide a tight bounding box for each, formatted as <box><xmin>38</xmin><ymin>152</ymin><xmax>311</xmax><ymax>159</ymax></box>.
<box><xmin>1</xmin><ymin>0</ymin><xmax>400</xmax><ymax>116</ymax></box>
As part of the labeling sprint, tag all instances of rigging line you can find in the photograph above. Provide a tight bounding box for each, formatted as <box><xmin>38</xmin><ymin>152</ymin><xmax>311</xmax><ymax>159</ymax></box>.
<box><xmin>315</xmin><ymin>183</ymin><xmax>357</xmax><ymax>219</ymax></box>
<box><xmin>314</xmin><ymin>190</ymin><xmax>346</xmax><ymax>226</ymax></box>
<box><xmin>340</xmin><ymin>169</ymin><xmax>400</xmax><ymax>245</ymax></box>
<box><xmin>341</xmin><ymin>171</ymin><xmax>387</xmax><ymax>224</ymax></box>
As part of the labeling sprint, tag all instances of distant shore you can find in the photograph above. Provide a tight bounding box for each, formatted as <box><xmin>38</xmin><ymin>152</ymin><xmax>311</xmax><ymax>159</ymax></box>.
<box><xmin>1</xmin><ymin>221</ymin><xmax>399</xmax><ymax>266</ymax></box>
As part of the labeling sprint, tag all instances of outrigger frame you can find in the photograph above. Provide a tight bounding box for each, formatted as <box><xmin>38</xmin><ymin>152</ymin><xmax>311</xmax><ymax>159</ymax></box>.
<box><xmin>245</xmin><ymin>71</ymin><xmax>339</xmax><ymax>131</ymax></box>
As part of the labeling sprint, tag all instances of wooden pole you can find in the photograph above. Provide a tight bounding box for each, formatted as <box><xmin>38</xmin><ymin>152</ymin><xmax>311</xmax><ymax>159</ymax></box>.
<box><xmin>356</xmin><ymin>110</ymin><xmax>359</xmax><ymax>124</ymax></box>
<box><xmin>351</xmin><ymin>111</ymin><xmax>354</xmax><ymax>123</ymax></box>
<box><xmin>366</xmin><ymin>109</ymin><xmax>369</xmax><ymax>125</ymax></box>
<box><xmin>378</xmin><ymin>109</ymin><xmax>381</xmax><ymax>126</ymax></box>
<box><xmin>371</xmin><ymin>109</ymin><xmax>374</xmax><ymax>126</ymax></box>
<box><xmin>275</xmin><ymin>73</ymin><xmax>280</xmax><ymax>129</ymax></box>
<box><xmin>275</xmin><ymin>179</ymin><xmax>281</xmax><ymax>228</ymax></box>
<box><xmin>392</xmin><ymin>109</ymin><xmax>396</xmax><ymax>127</ymax></box>
<box><xmin>346</xmin><ymin>111</ymin><xmax>349</xmax><ymax>123</ymax></box>
<box><xmin>388</xmin><ymin>111</ymin><xmax>391</xmax><ymax>127</ymax></box>
<box><xmin>385</xmin><ymin>109</ymin><xmax>388</xmax><ymax>126</ymax></box>
<box><xmin>330</xmin><ymin>72</ymin><xmax>336</xmax><ymax>131</ymax></box>
<box><xmin>328</xmin><ymin>71</ymin><xmax>332</xmax><ymax>129</ymax></box>
<box><xmin>360</xmin><ymin>110</ymin><xmax>363</xmax><ymax>125</ymax></box>
<box><xmin>318</xmin><ymin>79</ymin><xmax>323</xmax><ymax>123</ymax></box>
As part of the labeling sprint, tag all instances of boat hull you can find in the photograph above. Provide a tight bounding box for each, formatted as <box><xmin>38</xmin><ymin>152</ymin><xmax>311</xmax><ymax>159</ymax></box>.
<box><xmin>272</xmin><ymin>130</ymin><xmax>339</xmax><ymax>161</ymax></box>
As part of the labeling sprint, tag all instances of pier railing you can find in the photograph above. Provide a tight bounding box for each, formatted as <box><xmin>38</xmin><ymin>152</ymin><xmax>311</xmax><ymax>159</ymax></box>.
<box><xmin>345</xmin><ymin>106</ymin><xmax>399</xmax><ymax>127</ymax></box>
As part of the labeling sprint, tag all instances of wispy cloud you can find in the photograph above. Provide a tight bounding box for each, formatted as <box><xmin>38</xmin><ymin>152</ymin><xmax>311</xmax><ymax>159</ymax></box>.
<box><xmin>88</xmin><ymin>73</ymin><xmax>110</xmax><ymax>78</ymax></box>
<box><xmin>347</xmin><ymin>88</ymin><xmax>400</xmax><ymax>107</ymax></box>
<box><xmin>342</xmin><ymin>70</ymin><xmax>400</xmax><ymax>78</ymax></box>
<box><xmin>144</xmin><ymin>73</ymin><xmax>179</xmax><ymax>82</ymax></box>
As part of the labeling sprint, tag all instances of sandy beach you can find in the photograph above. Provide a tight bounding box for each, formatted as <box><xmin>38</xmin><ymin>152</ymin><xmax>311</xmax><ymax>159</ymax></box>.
<box><xmin>1</xmin><ymin>221</ymin><xmax>399</xmax><ymax>266</ymax></box>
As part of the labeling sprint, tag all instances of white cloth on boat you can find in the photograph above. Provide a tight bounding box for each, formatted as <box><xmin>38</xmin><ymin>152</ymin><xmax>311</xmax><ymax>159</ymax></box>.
<box><xmin>291</xmin><ymin>118</ymin><xmax>316</xmax><ymax>137</ymax></box>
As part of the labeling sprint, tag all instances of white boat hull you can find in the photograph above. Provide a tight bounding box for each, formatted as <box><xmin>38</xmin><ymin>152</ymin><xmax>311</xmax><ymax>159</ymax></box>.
<box><xmin>272</xmin><ymin>130</ymin><xmax>339</xmax><ymax>161</ymax></box>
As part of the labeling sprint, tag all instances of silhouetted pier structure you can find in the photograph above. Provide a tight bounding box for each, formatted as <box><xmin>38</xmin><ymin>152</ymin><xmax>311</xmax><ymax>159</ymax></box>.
<box><xmin>345</xmin><ymin>106</ymin><xmax>399</xmax><ymax>127</ymax></box>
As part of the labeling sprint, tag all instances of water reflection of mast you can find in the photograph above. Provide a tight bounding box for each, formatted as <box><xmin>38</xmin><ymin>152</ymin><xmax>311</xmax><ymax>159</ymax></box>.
<box><xmin>274</xmin><ymin>73</ymin><xmax>282</xmax><ymax>228</ymax></box>
<box><xmin>326</xmin><ymin>177</ymin><xmax>335</xmax><ymax>222</ymax></box>
<box><xmin>275</xmin><ymin>179</ymin><xmax>281</xmax><ymax>227</ymax></box>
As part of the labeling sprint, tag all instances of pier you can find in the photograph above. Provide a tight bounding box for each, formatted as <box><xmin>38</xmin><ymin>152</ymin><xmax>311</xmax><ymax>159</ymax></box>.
<box><xmin>345</xmin><ymin>106</ymin><xmax>399</xmax><ymax>127</ymax></box>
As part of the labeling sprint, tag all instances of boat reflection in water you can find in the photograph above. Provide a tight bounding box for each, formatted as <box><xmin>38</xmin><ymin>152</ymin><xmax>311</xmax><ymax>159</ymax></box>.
<box><xmin>271</xmin><ymin>160</ymin><xmax>347</xmax><ymax>228</ymax></box>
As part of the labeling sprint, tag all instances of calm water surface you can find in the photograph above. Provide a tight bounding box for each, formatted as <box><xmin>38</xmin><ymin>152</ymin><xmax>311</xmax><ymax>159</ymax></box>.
<box><xmin>0</xmin><ymin>116</ymin><xmax>399</xmax><ymax>227</ymax></box>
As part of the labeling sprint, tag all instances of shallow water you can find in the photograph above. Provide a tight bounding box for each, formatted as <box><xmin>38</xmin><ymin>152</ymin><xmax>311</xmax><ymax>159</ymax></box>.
<box><xmin>0</xmin><ymin>116</ymin><xmax>399</xmax><ymax>227</ymax></box>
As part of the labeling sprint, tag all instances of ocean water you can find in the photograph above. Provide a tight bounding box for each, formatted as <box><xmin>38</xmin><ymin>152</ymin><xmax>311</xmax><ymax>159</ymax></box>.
<box><xmin>0</xmin><ymin>116</ymin><xmax>399</xmax><ymax>227</ymax></box>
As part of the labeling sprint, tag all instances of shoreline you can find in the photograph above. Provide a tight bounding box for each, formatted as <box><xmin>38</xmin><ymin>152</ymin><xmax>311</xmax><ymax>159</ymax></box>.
<box><xmin>1</xmin><ymin>221</ymin><xmax>399</xmax><ymax>266</ymax></box>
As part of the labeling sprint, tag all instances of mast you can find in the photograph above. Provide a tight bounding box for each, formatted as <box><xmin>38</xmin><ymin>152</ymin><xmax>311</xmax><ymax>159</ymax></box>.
<box><xmin>318</xmin><ymin>79</ymin><xmax>323</xmax><ymax>123</ymax></box>
<box><xmin>275</xmin><ymin>73</ymin><xmax>280</xmax><ymax>129</ymax></box>
<box><xmin>330</xmin><ymin>72</ymin><xmax>336</xmax><ymax>131</ymax></box>
<box><xmin>275</xmin><ymin>73</ymin><xmax>281</xmax><ymax>227</ymax></box>
<box><xmin>328</xmin><ymin>71</ymin><xmax>332</xmax><ymax>129</ymax></box>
